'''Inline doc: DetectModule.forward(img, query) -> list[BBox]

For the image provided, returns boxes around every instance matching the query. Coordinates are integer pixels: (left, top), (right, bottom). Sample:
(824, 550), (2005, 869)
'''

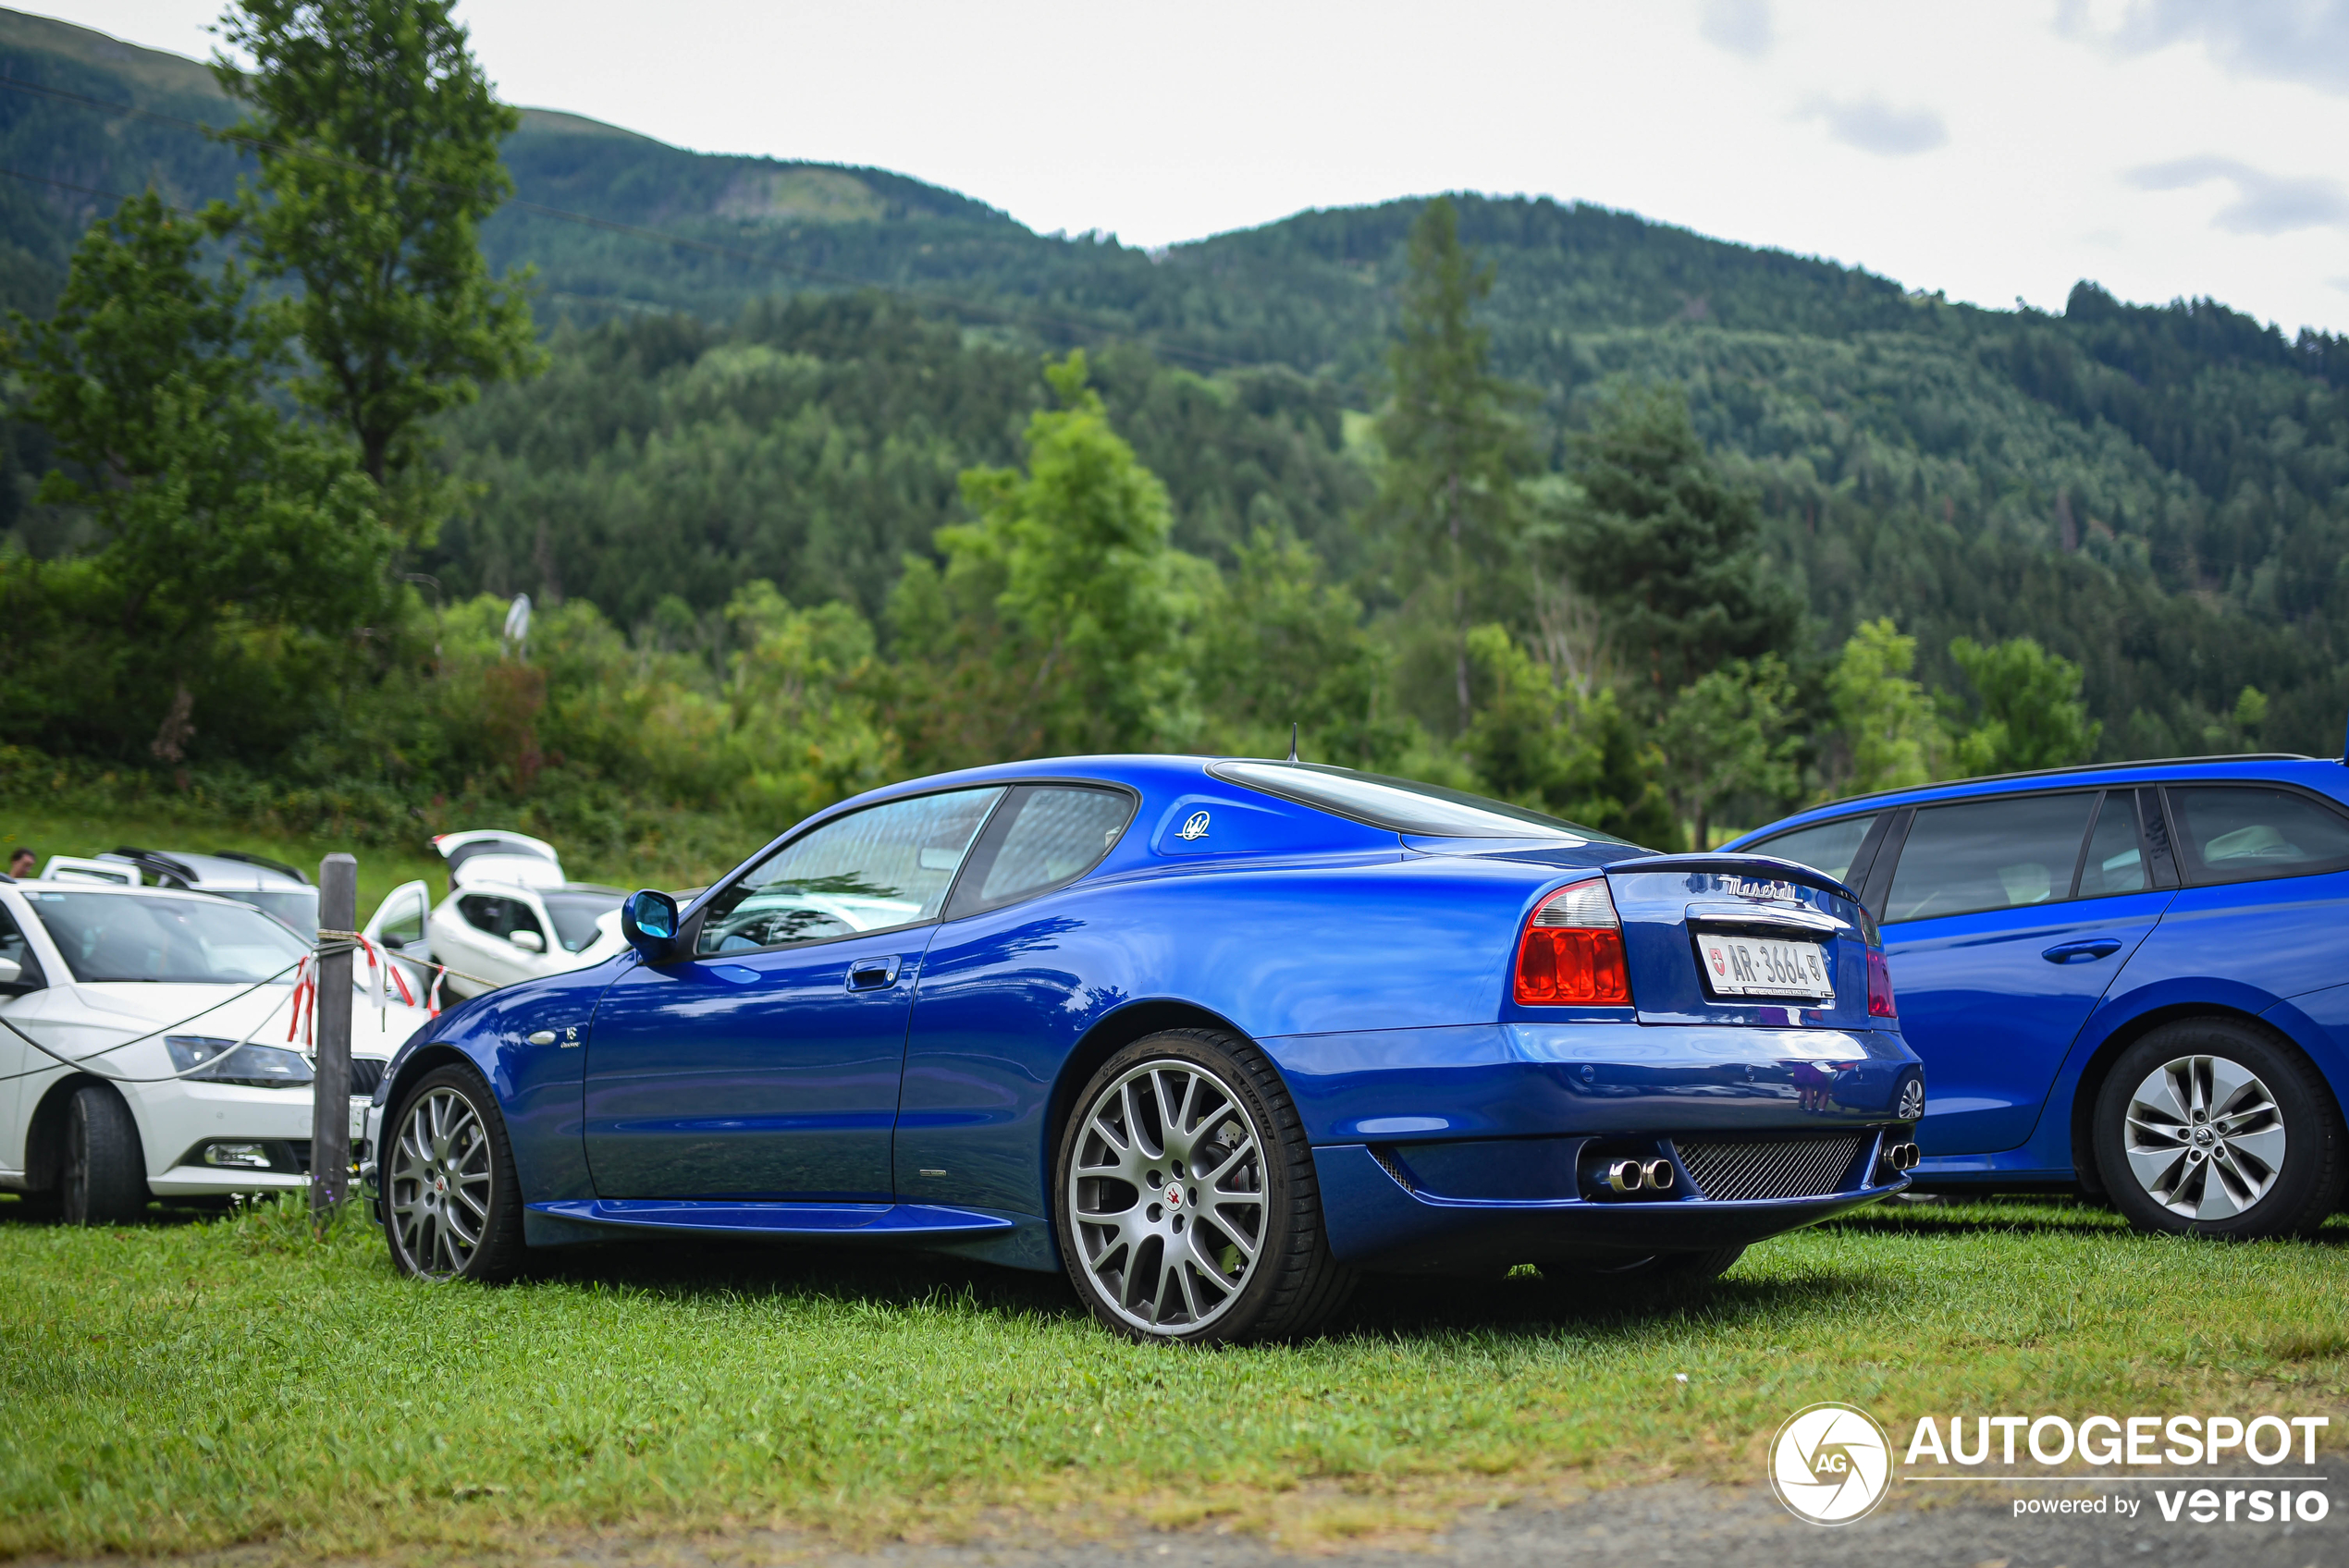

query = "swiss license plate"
(1697, 933), (1835, 1001)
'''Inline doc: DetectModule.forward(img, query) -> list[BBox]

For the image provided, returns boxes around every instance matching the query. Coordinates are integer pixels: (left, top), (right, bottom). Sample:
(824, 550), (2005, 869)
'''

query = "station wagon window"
(1883, 792), (2097, 924)
(2075, 791), (2149, 897)
(695, 787), (1004, 956)
(1746, 814), (1877, 885)
(947, 786), (1134, 918)
(2167, 787), (2349, 886)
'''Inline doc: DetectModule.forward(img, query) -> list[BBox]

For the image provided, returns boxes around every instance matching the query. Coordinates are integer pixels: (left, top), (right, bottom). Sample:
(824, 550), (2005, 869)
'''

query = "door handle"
(846, 956), (903, 991)
(2042, 937), (2123, 964)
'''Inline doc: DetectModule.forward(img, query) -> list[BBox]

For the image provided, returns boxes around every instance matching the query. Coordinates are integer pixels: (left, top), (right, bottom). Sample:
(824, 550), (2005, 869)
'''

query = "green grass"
(3, 1195), (2344, 1560)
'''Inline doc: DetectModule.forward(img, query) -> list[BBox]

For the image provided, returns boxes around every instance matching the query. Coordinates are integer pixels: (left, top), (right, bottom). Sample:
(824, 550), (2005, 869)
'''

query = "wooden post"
(311, 852), (356, 1224)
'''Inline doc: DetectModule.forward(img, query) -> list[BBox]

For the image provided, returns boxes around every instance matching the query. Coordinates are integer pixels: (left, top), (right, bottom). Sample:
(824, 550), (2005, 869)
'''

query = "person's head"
(6, 848), (33, 877)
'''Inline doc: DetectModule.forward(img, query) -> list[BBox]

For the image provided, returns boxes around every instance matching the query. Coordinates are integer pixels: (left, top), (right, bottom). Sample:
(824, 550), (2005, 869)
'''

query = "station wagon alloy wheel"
(2121, 1054), (2285, 1219)
(2093, 1018), (2343, 1240)
(1067, 1057), (1269, 1335)
(383, 1067), (524, 1282)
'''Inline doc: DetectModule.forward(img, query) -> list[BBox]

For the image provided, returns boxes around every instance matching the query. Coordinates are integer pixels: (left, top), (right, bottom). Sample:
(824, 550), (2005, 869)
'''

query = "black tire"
(381, 1064), (525, 1281)
(2092, 1018), (2344, 1241)
(1054, 1028), (1354, 1344)
(61, 1083), (150, 1226)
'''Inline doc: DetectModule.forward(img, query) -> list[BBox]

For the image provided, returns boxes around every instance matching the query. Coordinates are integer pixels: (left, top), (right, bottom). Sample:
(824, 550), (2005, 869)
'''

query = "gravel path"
(496, 1480), (2339, 1568)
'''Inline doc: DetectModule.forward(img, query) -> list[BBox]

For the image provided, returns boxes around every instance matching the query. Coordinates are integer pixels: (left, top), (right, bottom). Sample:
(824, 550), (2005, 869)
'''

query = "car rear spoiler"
(1601, 852), (1863, 908)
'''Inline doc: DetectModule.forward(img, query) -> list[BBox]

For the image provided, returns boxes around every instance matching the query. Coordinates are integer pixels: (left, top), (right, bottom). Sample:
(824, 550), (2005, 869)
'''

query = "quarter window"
(2075, 791), (2149, 898)
(949, 786), (1135, 918)
(1883, 793), (2097, 924)
(695, 787), (1004, 956)
(1747, 814), (1878, 885)
(2168, 787), (2349, 885)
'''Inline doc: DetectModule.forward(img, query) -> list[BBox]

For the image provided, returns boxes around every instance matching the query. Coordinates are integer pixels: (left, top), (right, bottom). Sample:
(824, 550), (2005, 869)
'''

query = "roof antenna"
(1287, 722), (1299, 764)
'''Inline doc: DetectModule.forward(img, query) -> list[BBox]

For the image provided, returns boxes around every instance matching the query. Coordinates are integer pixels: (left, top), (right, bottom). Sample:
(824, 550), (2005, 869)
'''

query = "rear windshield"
(1211, 761), (1625, 841)
(26, 892), (309, 984)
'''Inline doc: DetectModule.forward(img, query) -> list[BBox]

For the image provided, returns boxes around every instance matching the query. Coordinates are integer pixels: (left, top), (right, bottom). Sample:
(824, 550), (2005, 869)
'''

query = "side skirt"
(523, 1199), (1058, 1271)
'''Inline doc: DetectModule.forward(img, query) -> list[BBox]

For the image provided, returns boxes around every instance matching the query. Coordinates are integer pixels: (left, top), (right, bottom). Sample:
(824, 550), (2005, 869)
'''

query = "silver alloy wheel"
(2121, 1053), (2287, 1219)
(1066, 1057), (1268, 1335)
(387, 1084), (496, 1279)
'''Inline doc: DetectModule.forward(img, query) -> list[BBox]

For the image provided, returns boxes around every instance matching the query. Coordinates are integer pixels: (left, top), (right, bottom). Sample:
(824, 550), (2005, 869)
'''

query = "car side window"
(695, 787), (1006, 956)
(458, 894), (541, 940)
(2168, 787), (2349, 886)
(1746, 814), (1878, 885)
(0, 901), (45, 992)
(1883, 792), (2097, 924)
(2075, 791), (2149, 898)
(947, 786), (1135, 919)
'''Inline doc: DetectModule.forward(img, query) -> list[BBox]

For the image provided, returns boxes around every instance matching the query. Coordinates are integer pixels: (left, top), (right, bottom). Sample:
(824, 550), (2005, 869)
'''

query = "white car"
(0, 878), (431, 1222)
(360, 830), (626, 1001)
(45, 847), (321, 934)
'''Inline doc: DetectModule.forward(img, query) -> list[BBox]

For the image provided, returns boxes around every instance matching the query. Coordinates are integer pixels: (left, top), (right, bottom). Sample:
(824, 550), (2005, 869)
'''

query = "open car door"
(363, 880), (436, 1001)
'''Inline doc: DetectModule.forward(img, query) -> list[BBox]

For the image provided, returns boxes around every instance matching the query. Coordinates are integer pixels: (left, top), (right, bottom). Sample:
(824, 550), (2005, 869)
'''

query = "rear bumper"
(1268, 1022), (1920, 1143)
(1316, 1142), (1905, 1272)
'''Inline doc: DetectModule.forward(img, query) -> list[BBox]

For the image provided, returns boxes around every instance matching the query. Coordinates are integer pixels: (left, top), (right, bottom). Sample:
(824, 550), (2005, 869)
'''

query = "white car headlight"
(166, 1036), (315, 1088)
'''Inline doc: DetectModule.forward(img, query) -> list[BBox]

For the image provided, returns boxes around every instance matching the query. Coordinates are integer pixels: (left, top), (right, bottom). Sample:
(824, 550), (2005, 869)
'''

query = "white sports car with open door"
(362, 831), (627, 1001)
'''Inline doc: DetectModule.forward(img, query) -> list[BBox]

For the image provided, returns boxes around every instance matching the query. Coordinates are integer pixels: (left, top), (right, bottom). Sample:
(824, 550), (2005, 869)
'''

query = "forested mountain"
(4, 6), (2346, 764)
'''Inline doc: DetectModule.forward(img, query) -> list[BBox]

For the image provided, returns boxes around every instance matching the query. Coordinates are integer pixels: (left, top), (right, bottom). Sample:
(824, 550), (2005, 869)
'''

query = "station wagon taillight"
(1867, 949), (1898, 1018)
(1514, 878), (1631, 1007)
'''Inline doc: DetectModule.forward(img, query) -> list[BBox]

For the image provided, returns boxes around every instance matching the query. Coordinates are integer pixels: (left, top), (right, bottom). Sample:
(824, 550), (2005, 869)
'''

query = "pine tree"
(1372, 197), (1536, 735)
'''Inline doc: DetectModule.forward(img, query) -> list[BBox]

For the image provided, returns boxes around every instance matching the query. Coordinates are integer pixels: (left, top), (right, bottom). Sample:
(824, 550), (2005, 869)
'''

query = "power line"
(0, 73), (1260, 374)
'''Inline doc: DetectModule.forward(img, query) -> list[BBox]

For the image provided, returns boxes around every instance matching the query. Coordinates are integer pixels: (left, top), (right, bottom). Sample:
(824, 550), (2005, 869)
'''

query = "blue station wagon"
(1730, 754), (2349, 1240)
(367, 757), (1925, 1342)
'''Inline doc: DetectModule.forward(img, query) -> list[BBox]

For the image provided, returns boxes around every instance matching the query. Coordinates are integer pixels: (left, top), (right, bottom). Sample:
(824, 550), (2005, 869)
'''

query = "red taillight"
(1866, 949), (1897, 1017)
(1515, 878), (1632, 1006)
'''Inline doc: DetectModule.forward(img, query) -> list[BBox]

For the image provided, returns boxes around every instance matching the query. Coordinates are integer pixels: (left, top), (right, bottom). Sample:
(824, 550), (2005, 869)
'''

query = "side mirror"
(0, 955), (19, 986)
(621, 889), (680, 960)
(508, 929), (545, 953)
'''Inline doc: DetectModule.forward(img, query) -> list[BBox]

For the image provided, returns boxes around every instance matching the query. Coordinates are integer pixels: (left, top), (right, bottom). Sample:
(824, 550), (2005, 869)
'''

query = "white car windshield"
(26, 892), (311, 984)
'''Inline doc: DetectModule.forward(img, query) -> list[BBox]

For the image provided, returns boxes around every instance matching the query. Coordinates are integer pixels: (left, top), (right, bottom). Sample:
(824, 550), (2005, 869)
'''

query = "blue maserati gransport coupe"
(367, 756), (1924, 1342)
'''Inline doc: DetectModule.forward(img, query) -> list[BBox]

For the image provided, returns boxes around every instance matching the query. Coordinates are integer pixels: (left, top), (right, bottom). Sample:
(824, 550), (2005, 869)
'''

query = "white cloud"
(2131, 155), (2349, 235)
(1700, 0), (1775, 57)
(1802, 95), (1949, 156)
(2060, 0), (2349, 97)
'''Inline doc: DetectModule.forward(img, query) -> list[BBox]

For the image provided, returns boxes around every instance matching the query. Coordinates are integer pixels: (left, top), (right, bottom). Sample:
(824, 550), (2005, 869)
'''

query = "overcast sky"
(30, 0), (2349, 335)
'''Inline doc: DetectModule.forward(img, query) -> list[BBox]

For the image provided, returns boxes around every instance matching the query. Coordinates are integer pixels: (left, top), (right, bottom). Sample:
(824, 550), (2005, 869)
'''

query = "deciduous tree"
(215, 0), (540, 523)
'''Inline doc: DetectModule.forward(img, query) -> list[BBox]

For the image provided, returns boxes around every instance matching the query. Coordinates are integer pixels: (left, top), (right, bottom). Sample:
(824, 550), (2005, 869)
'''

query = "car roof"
(1735, 754), (2349, 839)
(100, 849), (312, 888)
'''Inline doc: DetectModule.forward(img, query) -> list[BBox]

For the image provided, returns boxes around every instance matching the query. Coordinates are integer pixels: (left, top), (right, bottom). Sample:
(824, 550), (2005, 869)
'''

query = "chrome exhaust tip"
(1879, 1140), (1919, 1174)
(1604, 1158), (1645, 1194)
(1641, 1158), (1675, 1192)
(1898, 1142), (1921, 1171)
